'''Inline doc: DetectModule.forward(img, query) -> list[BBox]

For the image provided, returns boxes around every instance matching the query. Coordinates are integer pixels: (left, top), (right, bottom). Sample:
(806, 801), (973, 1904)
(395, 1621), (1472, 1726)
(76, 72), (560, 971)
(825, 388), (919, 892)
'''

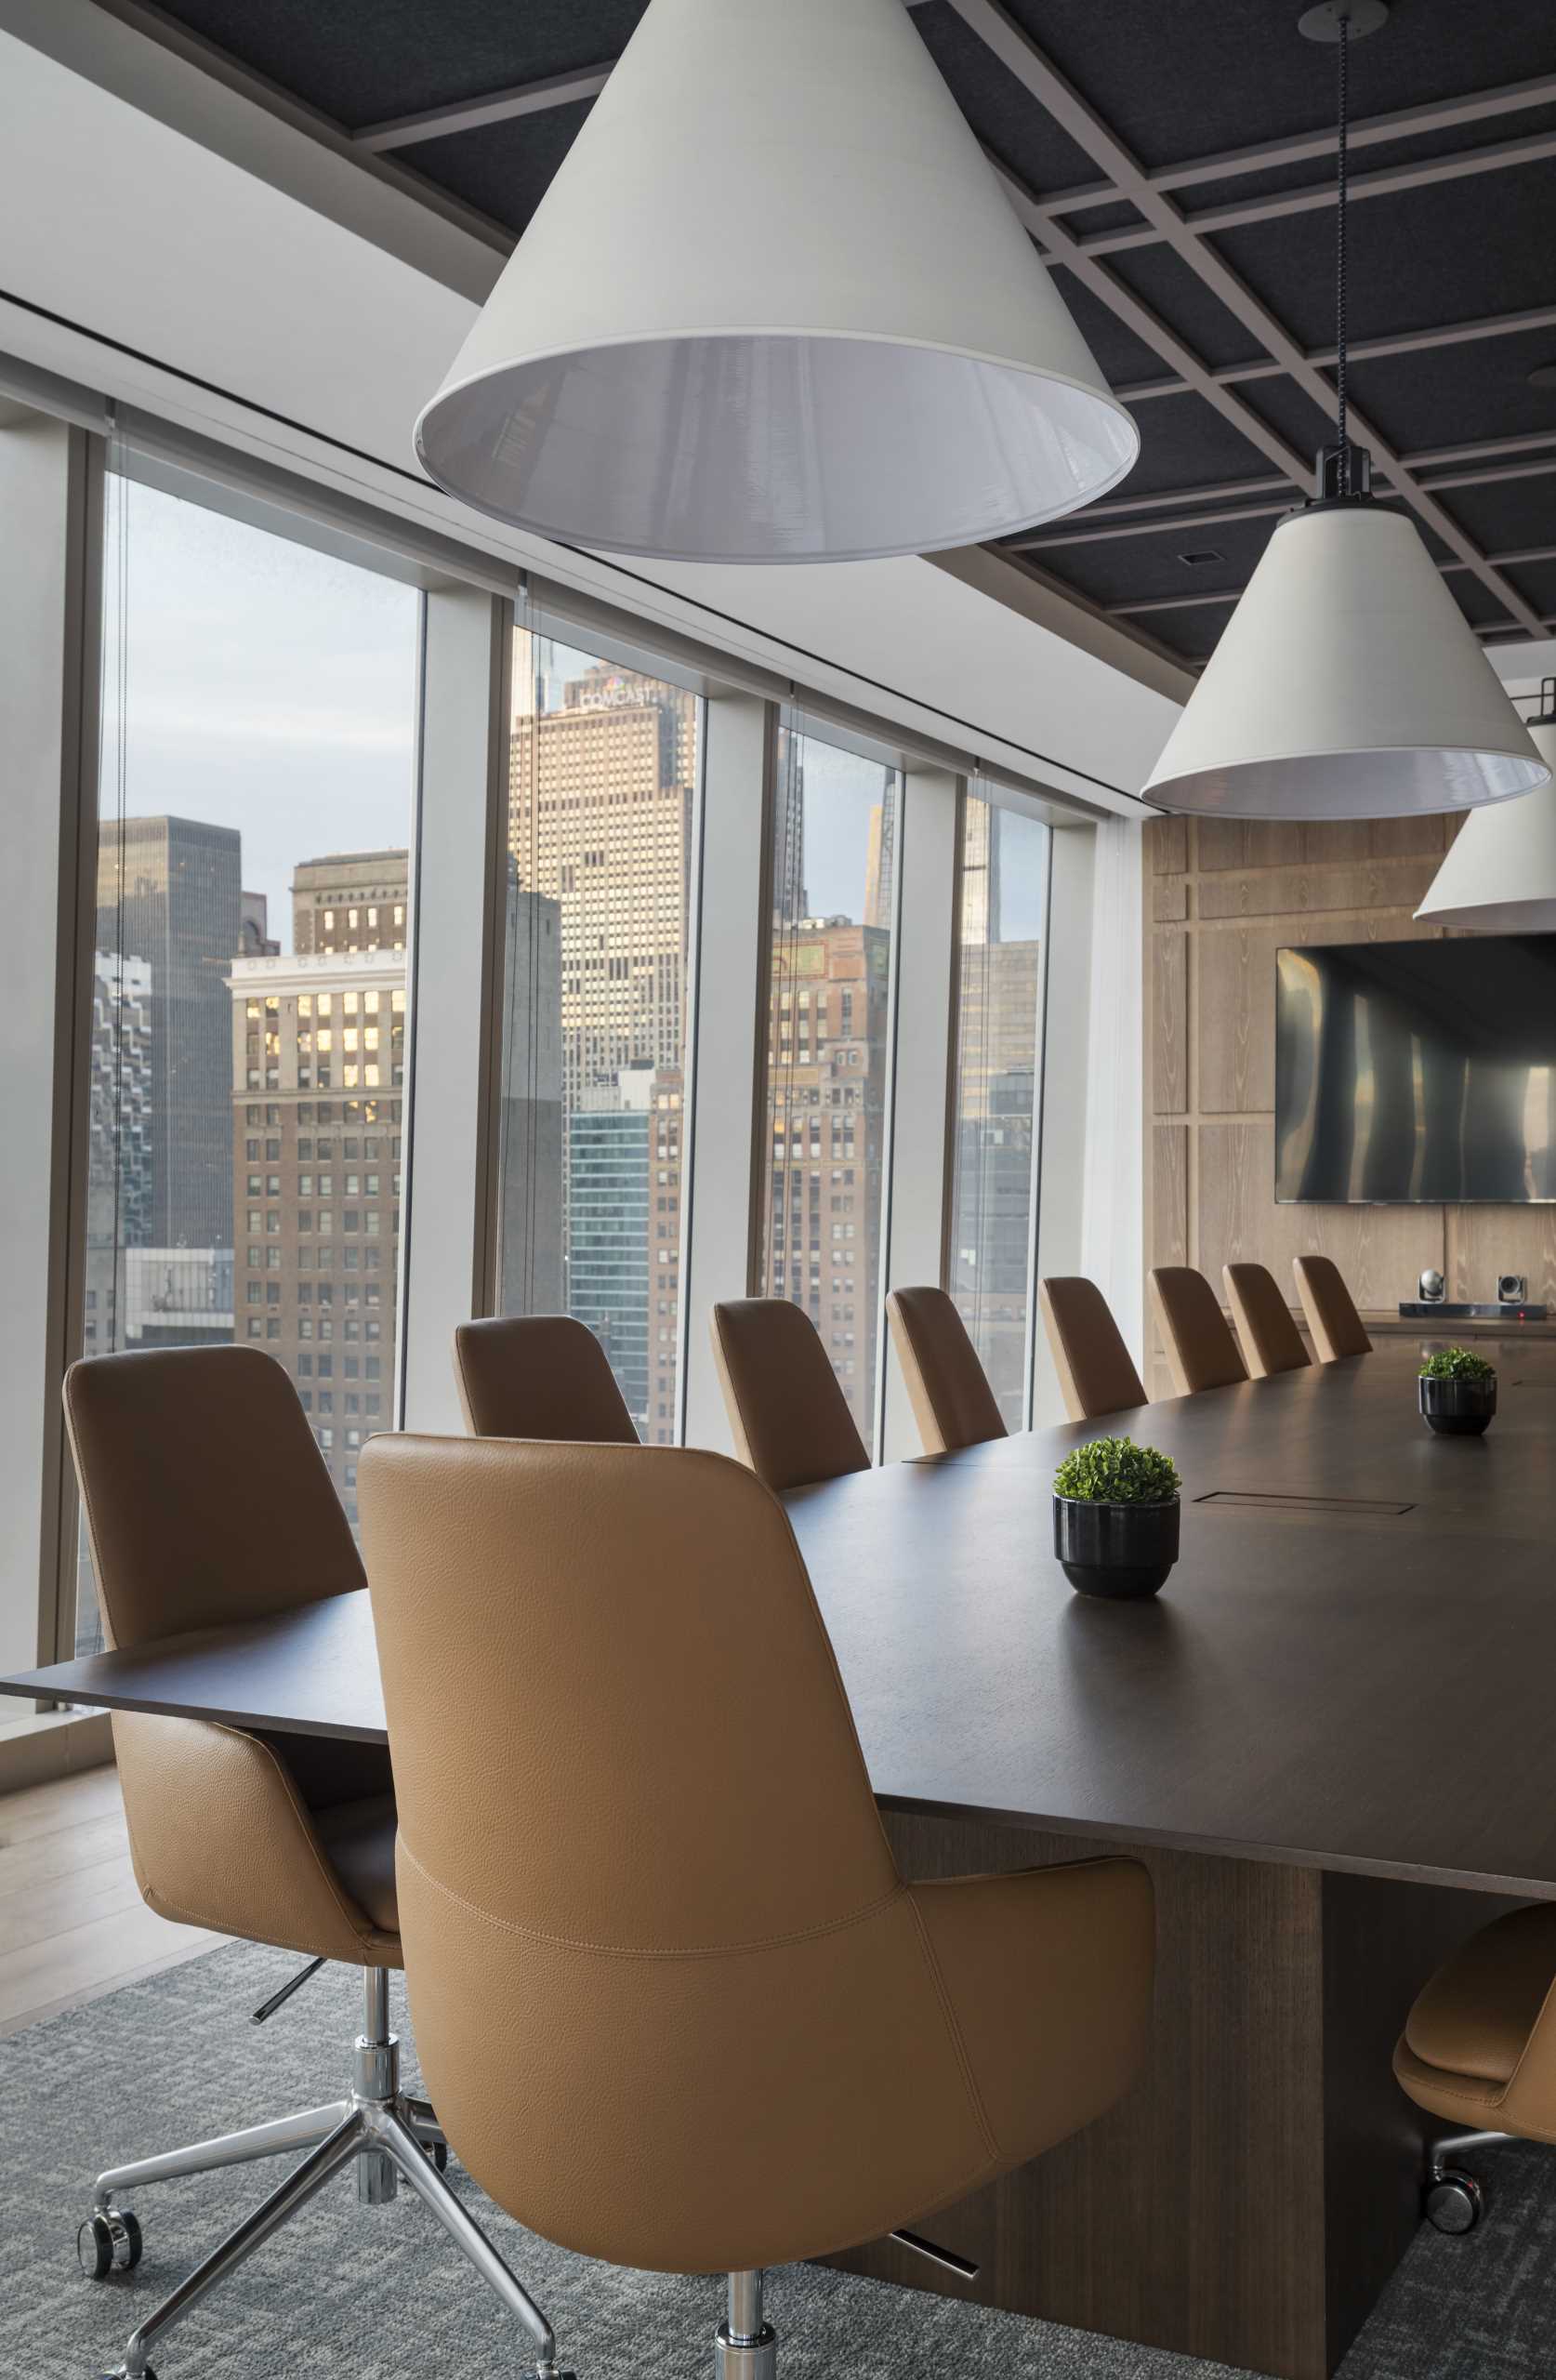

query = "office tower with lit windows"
(293, 851), (410, 955)
(764, 918), (891, 1435)
(95, 814), (243, 1250)
(228, 949), (406, 1520)
(508, 669), (694, 1106)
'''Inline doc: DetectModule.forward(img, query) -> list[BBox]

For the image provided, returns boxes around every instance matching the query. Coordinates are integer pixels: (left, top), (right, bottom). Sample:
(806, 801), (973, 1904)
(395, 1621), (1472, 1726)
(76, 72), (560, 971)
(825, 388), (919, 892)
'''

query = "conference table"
(7, 1336), (1555, 2380)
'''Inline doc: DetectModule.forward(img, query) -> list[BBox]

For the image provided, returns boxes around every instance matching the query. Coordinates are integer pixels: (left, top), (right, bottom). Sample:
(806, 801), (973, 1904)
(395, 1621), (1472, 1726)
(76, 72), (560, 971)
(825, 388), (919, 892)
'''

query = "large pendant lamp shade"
(1416, 685), (1556, 930)
(1142, 503), (1549, 818)
(414, 0), (1138, 564)
(1141, 0), (1548, 821)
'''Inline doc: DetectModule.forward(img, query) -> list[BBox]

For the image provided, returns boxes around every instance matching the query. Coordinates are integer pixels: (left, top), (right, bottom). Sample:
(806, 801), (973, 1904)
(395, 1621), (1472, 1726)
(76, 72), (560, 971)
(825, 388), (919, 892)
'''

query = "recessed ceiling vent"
(1178, 548), (1225, 568)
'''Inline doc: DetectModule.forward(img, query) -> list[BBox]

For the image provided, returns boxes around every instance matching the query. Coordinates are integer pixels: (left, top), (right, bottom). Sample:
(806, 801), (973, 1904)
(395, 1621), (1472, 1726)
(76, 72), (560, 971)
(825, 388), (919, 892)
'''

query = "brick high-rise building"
(764, 918), (891, 1438)
(293, 851), (409, 955)
(96, 814), (243, 1250)
(227, 947), (406, 1521)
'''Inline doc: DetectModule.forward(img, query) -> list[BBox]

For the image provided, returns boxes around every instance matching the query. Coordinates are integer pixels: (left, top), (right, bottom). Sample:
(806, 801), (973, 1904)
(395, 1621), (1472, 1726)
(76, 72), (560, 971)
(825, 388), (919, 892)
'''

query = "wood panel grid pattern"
(1142, 814), (1556, 1397)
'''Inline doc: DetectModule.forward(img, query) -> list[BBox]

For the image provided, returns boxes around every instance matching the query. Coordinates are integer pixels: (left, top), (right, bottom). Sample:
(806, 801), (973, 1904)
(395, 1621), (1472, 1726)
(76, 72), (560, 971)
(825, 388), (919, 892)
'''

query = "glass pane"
(758, 723), (898, 1447)
(83, 475), (419, 1649)
(948, 790), (1049, 1432)
(497, 625), (701, 1444)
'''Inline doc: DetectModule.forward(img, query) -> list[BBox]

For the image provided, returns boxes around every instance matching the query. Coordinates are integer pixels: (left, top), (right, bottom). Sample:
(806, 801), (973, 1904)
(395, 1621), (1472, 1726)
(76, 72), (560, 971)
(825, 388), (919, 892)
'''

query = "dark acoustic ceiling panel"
(141, 0), (1556, 670)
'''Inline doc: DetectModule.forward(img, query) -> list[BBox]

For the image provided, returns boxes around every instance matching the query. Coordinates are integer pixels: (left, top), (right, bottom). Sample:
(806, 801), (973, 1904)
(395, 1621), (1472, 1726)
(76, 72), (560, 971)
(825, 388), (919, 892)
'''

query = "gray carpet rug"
(3, 1941), (1549, 2379)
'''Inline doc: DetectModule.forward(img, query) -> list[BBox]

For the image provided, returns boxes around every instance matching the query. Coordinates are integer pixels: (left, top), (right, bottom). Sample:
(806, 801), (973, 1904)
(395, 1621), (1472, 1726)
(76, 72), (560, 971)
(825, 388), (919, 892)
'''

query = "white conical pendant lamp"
(1143, 3), (1546, 820)
(1416, 681), (1556, 930)
(415, 0), (1138, 563)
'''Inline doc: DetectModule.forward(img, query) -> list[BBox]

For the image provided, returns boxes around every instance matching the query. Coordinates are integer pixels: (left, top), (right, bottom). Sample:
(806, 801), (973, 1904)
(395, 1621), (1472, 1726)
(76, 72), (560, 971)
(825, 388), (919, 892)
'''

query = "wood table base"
(828, 1811), (1515, 2380)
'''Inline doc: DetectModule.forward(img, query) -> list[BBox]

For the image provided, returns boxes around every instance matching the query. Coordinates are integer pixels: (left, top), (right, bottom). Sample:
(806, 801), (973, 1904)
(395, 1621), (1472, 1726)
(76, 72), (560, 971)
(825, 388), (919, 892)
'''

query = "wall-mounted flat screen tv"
(1274, 934), (1556, 1204)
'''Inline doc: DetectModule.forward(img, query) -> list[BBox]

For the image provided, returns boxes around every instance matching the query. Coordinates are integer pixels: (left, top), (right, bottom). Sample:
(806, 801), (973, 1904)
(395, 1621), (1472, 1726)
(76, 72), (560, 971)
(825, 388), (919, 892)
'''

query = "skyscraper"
(508, 668), (693, 1105)
(494, 863), (566, 1317)
(864, 800), (895, 932)
(95, 815), (243, 1249)
(764, 918), (891, 1436)
(227, 946), (406, 1522)
(568, 1065), (654, 1428)
(293, 852), (410, 955)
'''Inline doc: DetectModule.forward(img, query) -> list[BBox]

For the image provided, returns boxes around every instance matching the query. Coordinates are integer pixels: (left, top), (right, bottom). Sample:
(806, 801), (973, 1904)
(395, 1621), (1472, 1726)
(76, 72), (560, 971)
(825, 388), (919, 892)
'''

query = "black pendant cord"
(1335, 12), (1350, 489)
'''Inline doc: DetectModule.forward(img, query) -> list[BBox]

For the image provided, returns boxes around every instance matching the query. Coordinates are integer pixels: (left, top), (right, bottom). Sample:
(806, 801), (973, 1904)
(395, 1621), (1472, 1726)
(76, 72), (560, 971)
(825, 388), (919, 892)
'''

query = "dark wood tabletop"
(7, 1338), (1553, 1895)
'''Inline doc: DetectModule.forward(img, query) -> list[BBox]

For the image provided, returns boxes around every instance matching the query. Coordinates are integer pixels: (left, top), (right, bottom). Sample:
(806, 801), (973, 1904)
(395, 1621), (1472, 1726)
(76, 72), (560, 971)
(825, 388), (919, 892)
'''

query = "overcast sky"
(101, 481), (419, 953)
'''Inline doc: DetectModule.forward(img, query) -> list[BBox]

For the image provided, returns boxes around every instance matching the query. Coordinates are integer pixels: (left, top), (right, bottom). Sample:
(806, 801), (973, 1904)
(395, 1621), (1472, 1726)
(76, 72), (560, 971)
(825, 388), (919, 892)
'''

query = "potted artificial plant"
(1418, 1346), (1497, 1435)
(1052, 1435), (1182, 1600)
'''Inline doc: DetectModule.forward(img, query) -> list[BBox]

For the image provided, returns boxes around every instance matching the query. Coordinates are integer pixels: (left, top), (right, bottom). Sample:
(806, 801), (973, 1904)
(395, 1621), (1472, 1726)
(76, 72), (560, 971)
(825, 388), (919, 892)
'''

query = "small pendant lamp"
(1143, 1), (1547, 819)
(414, 0), (1139, 564)
(1416, 681), (1556, 931)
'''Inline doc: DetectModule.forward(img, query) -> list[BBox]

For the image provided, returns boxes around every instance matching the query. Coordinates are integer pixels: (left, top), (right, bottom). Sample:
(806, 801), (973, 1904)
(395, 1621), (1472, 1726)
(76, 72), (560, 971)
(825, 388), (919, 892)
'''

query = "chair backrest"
(1223, 1263), (1312, 1379)
(454, 1315), (638, 1442)
(1148, 1266), (1249, 1395)
(1294, 1254), (1373, 1362)
(1038, 1276), (1147, 1421)
(709, 1297), (870, 1490)
(360, 1434), (935, 2268)
(886, 1287), (1006, 1455)
(64, 1345), (363, 1650)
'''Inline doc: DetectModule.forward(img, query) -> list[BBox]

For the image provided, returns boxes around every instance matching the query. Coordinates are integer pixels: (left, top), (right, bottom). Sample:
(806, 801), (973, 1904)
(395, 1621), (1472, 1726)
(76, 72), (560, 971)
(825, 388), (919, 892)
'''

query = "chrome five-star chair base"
(85, 1969), (567, 2380)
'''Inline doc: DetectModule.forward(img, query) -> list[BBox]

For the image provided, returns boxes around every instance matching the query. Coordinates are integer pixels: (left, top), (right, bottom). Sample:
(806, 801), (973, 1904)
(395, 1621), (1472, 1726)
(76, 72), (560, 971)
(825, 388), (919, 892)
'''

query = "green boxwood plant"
(1053, 1435), (1181, 1506)
(1418, 1347), (1496, 1383)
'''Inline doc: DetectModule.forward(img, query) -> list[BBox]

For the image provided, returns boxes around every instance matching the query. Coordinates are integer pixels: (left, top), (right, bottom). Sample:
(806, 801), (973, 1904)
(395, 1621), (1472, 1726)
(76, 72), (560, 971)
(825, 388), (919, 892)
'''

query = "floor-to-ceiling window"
(758, 722), (899, 1445)
(82, 470), (419, 1648)
(495, 619), (702, 1442)
(948, 787), (1050, 1430)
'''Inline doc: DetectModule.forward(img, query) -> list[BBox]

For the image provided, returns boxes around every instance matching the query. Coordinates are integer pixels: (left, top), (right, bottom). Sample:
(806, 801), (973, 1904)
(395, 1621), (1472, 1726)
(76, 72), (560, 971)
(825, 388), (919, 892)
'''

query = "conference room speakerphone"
(1397, 1300), (1549, 1320)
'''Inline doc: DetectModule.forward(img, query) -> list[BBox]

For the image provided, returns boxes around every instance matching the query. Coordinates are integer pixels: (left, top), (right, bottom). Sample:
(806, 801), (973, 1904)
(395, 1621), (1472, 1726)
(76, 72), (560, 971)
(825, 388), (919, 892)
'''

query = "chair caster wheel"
(79, 2209), (142, 2278)
(1427, 2171), (1483, 2234)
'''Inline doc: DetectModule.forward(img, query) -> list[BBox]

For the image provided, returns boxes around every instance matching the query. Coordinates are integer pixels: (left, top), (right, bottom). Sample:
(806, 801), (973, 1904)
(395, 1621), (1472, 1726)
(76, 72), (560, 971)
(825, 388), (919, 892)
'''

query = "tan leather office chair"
(1223, 1263), (1312, 1380)
(886, 1286), (1006, 1455)
(455, 1313), (638, 1441)
(360, 1434), (1154, 2379)
(1148, 1266), (1249, 1395)
(1394, 1905), (1556, 2237)
(710, 1297), (870, 1490)
(64, 1347), (562, 2380)
(1038, 1276), (1147, 1421)
(1294, 1254), (1373, 1362)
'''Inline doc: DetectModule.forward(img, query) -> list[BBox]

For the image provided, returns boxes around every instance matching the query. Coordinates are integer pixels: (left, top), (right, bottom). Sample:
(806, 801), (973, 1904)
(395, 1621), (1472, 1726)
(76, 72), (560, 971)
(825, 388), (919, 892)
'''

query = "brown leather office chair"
(455, 1313), (638, 1441)
(1294, 1254), (1373, 1362)
(1223, 1263), (1312, 1380)
(360, 1433), (1154, 2379)
(1394, 1905), (1556, 2237)
(710, 1297), (870, 1490)
(1038, 1276), (1148, 1421)
(64, 1347), (562, 2380)
(1148, 1266), (1249, 1395)
(886, 1286), (1007, 1455)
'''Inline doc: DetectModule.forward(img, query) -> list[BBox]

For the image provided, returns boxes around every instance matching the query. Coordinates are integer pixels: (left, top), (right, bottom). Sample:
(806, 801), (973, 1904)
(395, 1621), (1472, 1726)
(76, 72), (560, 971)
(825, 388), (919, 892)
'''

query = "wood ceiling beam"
(950, 0), (1545, 638)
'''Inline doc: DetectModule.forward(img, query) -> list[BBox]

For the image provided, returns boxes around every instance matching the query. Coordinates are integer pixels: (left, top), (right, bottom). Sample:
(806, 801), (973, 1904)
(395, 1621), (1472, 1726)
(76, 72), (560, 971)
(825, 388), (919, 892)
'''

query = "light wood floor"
(0, 1765), (225, 2038)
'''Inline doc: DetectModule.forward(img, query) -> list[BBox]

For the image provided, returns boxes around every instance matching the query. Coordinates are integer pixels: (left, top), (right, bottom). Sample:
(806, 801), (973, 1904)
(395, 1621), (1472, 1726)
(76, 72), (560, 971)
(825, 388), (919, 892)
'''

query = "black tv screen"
(1274, 934), (1556, 1204)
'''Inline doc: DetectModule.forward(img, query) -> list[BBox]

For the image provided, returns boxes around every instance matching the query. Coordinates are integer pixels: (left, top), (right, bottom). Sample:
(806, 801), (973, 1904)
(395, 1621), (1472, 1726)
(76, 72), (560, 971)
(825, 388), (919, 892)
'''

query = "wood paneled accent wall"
(1143, 813), (1556, 1395)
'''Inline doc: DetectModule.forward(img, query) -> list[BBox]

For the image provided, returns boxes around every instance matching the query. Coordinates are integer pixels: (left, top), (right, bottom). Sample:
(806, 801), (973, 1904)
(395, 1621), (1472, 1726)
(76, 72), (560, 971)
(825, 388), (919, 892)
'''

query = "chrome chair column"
(91, 1964), (565, 2380)
(716, 2268), (777, 2380)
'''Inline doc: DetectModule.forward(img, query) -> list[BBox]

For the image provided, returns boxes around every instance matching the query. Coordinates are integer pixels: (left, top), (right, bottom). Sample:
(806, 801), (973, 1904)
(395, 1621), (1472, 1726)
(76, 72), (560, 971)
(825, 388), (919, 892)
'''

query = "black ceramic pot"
(1418, 1374), (1496, 1436)
(1052, 1494), (1180, 1599)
